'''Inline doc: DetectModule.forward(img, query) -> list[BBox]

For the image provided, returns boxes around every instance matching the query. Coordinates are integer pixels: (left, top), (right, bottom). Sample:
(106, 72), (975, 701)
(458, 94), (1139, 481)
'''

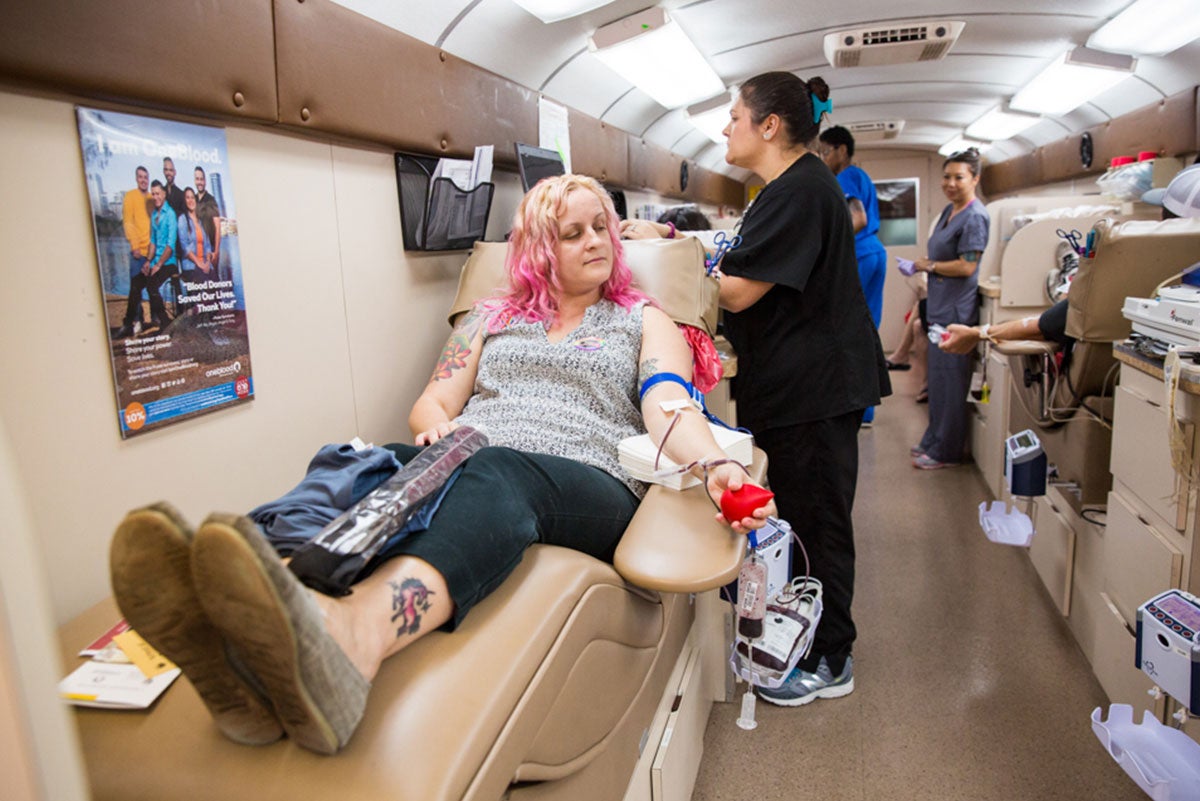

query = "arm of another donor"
(939, 307), (1056, 355)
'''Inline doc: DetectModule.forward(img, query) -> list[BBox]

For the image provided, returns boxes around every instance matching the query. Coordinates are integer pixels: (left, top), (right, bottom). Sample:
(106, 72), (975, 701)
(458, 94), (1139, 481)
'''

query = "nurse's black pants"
(755, 410), (861, 676)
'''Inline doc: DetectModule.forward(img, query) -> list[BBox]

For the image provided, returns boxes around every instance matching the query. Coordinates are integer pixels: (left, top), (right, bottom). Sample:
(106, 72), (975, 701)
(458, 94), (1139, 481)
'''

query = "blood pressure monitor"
(1137, 589), (1200, 714)
(1004, 429), (1046, 497)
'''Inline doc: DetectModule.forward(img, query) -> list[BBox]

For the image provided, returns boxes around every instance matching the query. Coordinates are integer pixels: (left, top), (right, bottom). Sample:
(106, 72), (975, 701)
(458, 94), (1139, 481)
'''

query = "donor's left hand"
(706, 463), (775, 534)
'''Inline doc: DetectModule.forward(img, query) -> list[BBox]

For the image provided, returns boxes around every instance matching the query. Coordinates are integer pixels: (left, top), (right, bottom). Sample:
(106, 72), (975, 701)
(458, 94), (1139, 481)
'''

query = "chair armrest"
(993, 339), (1060, 357)
(613, 447), (766, 593)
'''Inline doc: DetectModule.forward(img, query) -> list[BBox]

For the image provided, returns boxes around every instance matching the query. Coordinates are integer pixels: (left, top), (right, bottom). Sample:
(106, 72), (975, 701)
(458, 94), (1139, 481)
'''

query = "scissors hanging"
(1056, 228), (1086, 256)
(706, 231), (742, 275)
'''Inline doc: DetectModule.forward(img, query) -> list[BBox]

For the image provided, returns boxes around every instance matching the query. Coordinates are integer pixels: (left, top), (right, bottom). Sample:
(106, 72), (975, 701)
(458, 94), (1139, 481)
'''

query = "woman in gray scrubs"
(912, 148), (989, 469)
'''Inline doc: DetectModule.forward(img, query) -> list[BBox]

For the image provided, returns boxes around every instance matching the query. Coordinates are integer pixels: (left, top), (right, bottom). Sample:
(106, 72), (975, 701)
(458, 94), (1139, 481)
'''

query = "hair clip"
(811, 94), (833, 124)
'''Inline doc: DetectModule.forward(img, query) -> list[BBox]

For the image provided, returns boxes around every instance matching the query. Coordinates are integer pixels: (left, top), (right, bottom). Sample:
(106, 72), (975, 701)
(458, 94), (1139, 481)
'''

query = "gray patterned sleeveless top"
(455, 299), (648, 497)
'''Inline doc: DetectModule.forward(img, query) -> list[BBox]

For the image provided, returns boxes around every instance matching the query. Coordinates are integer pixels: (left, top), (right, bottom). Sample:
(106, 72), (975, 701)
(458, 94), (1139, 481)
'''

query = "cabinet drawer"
(651, 646), (710, 801)
(1104, 491), (1183, 628)
(1031, 492), (1075, 615)
(623, 630), (697, 801)
(1093, 591), (1164, 720)
(1112, 384), (1191, 532)
(971, 352), (1011, 502)
(1068, 516), (1107, 661)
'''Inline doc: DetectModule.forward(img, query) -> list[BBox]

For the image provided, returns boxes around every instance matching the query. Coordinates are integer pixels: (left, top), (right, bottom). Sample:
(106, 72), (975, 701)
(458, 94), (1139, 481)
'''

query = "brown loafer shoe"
(191, 513), (370, 755)
(109, 503), (284, 745)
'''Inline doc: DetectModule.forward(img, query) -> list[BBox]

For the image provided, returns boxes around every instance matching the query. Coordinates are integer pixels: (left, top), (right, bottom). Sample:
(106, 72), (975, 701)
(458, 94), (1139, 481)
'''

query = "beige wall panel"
(274, 0), (538, 161)
(568, 111), (631, 187)
(683, 166), (744, 209)
(0, 0), (277, 122)
(1087, 91), (1196, 170)
(629, 140), (684, 197)
(330, 144), (481, 443)
(0, 91), (363, 621)
(985, 151), (1046, 197)
(985, 90), (1197, 195)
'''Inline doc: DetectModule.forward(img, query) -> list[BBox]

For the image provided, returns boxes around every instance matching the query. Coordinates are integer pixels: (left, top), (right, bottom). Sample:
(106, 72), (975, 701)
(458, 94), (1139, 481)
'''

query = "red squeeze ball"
(720, 484), (774, 521)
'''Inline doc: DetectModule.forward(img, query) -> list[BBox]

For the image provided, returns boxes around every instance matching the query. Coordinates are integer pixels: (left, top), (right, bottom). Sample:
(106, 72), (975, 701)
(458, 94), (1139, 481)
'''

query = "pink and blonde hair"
(488, 174), (648, 328)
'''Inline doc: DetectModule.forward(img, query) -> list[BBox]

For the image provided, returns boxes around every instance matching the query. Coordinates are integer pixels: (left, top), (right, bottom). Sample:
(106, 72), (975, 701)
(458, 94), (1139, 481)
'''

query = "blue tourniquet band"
(638, 372), (746, 433)
(638, 372), (703, 406)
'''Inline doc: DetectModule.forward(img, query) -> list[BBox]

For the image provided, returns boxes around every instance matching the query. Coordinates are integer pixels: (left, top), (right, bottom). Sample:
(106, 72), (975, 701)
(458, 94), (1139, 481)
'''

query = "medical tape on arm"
(639, 371), (742, 431)
(639, 372), (747, 486)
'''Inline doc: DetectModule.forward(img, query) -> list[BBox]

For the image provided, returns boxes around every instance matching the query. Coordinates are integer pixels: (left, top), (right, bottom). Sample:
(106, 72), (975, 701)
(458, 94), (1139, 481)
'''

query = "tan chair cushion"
(60, 545), (691, 801)
(616, 448), (765, 592)
(993, 340), (1059, 357)
(449, 239), (719, 336)
(1067, 217), (1200, 342)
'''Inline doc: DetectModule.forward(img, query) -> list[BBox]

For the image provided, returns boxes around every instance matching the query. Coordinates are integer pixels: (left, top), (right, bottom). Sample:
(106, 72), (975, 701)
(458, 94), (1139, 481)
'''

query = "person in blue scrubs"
(819, 126), (887, 426)
(911, 148), (989, 469)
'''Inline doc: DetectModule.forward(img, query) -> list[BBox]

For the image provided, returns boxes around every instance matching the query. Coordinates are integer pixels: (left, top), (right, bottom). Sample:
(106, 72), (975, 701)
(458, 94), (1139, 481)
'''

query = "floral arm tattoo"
(638, 357), (661, 392)
(390, 577), (434, 638)
(432, 307), (484, 381)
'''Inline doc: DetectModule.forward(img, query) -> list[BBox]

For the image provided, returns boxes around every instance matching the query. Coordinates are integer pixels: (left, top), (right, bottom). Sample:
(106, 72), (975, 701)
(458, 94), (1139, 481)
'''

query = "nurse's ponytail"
(739, 72), (832, 148)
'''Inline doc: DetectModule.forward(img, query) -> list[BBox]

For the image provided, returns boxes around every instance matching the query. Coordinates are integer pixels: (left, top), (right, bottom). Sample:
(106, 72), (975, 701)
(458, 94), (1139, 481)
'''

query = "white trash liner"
(1091, 704), (1200, 801)
(978, 500), (1034, 547)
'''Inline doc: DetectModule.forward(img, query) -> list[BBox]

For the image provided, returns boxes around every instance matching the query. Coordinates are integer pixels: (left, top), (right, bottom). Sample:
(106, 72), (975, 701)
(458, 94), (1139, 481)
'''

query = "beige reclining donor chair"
(60, 237), (763, 801)
(999, 217), (1200, 506)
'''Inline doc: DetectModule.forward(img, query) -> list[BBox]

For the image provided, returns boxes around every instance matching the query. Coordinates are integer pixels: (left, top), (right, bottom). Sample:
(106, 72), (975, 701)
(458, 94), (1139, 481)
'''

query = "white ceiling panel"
(601, 92), (673, 138)
(330, 0), (470, 45)
(539, 52), (637, 119)
(1018, 117), (1076, 148)
(333, 0), (1198, 169)
(1091, 77), (1178, 119)
(642, 109), (702, 152)
(1132, 42), (1200, 98)
(672, 128), (720, 159)
(438, 1), (590, 90)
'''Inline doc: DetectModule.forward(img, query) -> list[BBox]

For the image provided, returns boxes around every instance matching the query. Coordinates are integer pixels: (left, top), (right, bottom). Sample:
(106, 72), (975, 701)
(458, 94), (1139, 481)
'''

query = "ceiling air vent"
(824, 20), (965, 68)
(845, 120), (905, 141)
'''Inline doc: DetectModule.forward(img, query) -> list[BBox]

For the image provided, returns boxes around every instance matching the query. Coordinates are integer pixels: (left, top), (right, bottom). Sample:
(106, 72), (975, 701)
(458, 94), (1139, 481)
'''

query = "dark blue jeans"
(368, 445), (640, 628)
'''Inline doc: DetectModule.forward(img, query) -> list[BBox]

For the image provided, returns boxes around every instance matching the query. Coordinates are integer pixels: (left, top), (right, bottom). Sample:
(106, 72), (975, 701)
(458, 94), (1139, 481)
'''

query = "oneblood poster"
(77, 107), (254, 437)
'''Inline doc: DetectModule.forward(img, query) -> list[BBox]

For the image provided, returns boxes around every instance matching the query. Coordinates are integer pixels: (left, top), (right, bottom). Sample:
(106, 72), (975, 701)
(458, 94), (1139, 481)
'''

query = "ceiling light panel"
(686, 91), (733, 143)
(938, 136), (992, 157)
(511, 0), (613, 24)
(588, 7), (725, 109)
(1088, 0), (1200, 56)
(1011, 47), (1136, 115)
(965, 106), (1041, 141)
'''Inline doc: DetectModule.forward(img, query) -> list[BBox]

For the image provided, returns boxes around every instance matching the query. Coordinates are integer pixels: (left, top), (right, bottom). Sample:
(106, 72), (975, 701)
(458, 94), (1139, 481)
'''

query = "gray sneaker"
(757, 656), (854, 707)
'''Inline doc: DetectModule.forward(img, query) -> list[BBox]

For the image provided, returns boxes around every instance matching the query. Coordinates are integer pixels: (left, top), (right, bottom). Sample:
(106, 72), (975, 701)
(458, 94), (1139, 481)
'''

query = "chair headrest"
(448, 238), (720, 336)
(1066, 217), (1200, 341)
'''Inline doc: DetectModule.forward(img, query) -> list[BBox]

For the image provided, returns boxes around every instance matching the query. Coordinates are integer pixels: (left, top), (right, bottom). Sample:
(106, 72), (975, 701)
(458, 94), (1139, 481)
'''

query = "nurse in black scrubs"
(628, 72), (890, 705)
